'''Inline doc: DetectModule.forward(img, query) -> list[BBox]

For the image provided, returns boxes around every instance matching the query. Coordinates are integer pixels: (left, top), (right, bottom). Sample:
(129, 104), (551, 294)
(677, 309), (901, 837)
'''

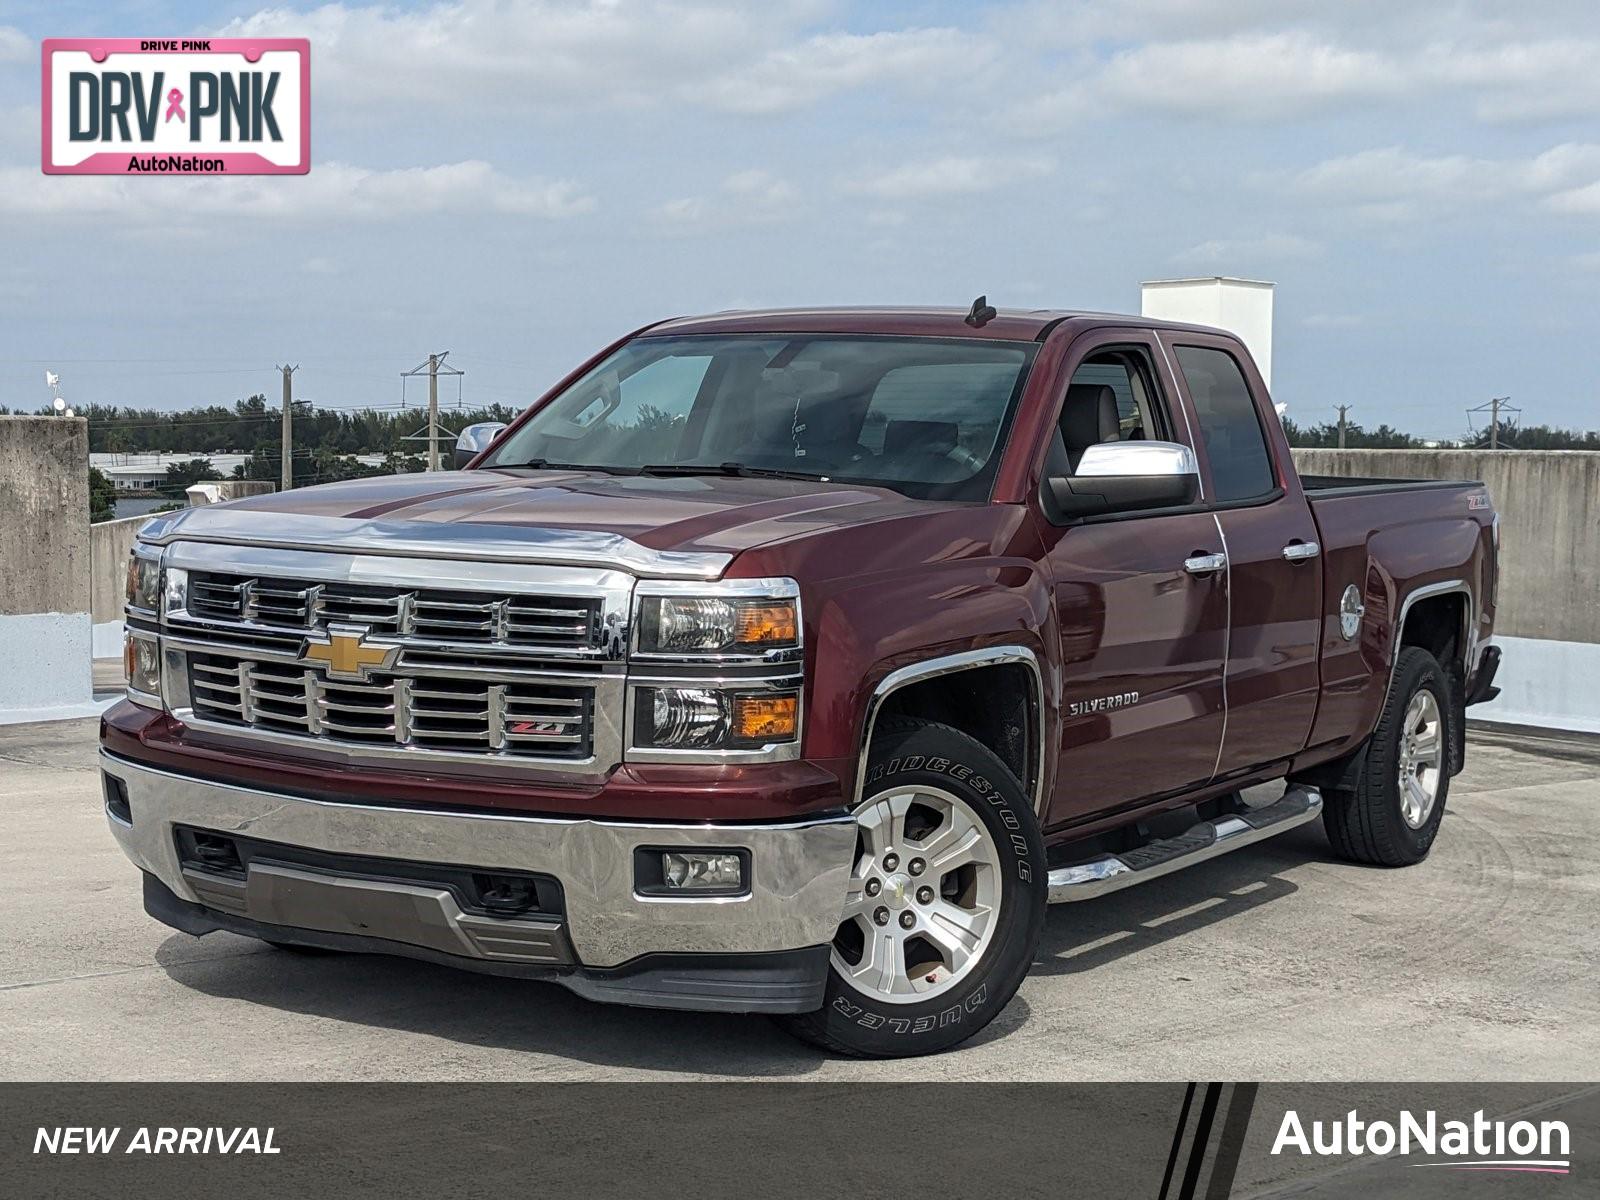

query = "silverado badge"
(301, 626), (399, 680)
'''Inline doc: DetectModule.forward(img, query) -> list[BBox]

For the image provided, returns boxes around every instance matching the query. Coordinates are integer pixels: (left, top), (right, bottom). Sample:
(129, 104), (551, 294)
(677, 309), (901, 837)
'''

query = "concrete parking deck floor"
(2, 717), (1596, 1081)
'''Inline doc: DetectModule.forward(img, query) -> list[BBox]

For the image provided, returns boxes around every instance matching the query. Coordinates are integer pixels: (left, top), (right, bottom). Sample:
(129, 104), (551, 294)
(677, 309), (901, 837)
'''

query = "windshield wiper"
(639, 462), (829, 482)
(504, 458), (642, 475)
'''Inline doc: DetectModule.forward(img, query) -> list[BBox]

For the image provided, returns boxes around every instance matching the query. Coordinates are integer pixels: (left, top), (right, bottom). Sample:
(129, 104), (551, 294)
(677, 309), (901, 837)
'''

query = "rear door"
(1161, 333), (1323, 778)
(1035, 330), (1228, 827)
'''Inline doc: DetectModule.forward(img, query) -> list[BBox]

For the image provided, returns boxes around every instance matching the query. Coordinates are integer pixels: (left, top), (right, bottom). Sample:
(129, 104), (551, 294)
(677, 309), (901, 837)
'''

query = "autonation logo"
(42, 38), (309, 175)
(1272, 1108), (1572, 1176)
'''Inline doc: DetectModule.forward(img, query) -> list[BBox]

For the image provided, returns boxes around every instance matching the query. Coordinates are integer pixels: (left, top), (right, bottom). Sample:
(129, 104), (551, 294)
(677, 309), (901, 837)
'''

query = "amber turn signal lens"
(732, 695), (798, 741)
(735, 602), (798, 648)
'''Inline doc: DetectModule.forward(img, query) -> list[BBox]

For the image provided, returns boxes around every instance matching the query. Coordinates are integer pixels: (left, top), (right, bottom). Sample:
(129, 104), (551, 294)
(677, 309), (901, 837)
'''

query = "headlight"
(125, 549), (161, 613)
(633, 687), (800, 751)
(635, 592), (798, 655)
(124, 633), (161, 701)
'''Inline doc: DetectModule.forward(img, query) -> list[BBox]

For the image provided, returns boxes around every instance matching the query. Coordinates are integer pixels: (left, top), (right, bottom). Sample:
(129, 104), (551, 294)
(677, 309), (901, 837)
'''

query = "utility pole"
(277, 364), (298, 491)
(428, 353), (440, 471)
(1336, 404), (1350, 449)
(1467, 396), (1518, 450)
(400, 352), (463, 470)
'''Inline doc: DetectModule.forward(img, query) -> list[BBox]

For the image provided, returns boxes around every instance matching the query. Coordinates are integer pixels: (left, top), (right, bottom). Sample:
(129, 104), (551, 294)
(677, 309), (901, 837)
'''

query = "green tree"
(1462, 420), (1600, 450)
(164, 457), (224, 491)
(88, 467), (117, 523)
(1281, 418), (1442, 449)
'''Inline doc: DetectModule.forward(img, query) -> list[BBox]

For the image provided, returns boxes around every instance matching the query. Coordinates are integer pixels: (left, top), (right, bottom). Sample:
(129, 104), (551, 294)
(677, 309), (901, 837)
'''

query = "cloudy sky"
(2, 0), (1599, 439)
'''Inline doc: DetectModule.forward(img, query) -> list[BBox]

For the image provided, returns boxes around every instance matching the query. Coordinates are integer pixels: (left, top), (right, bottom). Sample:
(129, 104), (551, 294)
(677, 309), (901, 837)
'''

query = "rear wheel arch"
(1397, 588), (1470, 670)
(859, 646), (1049, 818)
(1392, 581), (1474, 775)
(1292, 579), (1473, 794)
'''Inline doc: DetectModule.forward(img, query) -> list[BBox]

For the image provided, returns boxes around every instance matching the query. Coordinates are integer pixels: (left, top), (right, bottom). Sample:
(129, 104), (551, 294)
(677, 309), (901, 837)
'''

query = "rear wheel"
(775, 718), (1046, 1057)
(1324, 646), (1453, 866)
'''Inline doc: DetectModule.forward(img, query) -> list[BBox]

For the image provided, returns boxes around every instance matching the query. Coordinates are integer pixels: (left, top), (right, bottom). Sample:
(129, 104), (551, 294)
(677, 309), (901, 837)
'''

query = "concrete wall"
(89, 513), (154, 658)
(90, 514), (153, 623)
(0, 417), (99, 722)
(1291, 448), (1600, 732)
(1, 417), (90, 617)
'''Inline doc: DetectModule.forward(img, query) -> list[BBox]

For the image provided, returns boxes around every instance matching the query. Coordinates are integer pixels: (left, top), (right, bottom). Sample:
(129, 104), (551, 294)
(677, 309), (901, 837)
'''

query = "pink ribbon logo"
(164, 88), (185, 123)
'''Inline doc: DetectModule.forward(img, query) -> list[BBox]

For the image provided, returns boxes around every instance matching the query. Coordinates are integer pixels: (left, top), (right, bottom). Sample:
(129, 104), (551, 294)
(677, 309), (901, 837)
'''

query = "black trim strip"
(1178, 1083), (1224, 1199)
(1204, 1084), (1259, 1200)
(1159, 1083), (1198, 1200)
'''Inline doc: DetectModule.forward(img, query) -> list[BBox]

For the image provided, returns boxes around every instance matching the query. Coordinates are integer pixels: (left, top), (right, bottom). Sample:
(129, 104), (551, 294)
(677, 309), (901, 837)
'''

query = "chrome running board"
(1046, 786), (1323, 904)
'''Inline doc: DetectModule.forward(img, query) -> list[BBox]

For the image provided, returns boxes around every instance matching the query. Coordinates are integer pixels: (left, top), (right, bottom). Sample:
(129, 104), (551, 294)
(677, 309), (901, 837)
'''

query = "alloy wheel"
(830, 786), (1002, 1004)
(1397, 689), (1444, 828)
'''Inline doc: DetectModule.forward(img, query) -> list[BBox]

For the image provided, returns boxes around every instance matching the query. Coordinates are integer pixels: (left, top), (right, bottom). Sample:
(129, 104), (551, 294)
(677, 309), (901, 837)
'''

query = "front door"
(1041, 512), (1230, 826)
(1035, 333), (1228, 828)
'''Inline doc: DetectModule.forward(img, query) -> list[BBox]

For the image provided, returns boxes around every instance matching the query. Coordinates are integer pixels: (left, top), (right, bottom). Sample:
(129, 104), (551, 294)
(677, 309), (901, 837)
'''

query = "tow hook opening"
(179, 828), (245, 877)
(102, 774), (132, 825)
(472, 874), (543, 916)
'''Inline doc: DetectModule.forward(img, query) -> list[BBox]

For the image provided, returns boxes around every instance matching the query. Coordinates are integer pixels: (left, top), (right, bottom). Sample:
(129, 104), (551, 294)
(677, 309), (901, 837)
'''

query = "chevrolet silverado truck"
(103, 305), (1501, 1056)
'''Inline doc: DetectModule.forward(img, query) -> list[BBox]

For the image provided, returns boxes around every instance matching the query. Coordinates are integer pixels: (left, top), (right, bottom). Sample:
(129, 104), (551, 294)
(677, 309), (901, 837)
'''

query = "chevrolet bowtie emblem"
(301, 627), (398, 680)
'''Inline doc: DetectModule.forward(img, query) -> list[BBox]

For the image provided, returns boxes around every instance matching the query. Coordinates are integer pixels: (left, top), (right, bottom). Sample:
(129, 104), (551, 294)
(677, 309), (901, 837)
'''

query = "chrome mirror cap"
(454, 421), (509, 469)
(1074, 440), (1198, 479)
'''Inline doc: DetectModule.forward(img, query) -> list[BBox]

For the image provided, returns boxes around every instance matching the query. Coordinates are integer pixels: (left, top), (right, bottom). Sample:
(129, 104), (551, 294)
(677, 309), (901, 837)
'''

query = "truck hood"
(182, 468), (947, 564)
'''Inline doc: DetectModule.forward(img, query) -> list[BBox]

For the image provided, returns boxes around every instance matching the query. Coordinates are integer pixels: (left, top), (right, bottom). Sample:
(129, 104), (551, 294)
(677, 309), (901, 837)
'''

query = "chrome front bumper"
(100, 752), (855, 972)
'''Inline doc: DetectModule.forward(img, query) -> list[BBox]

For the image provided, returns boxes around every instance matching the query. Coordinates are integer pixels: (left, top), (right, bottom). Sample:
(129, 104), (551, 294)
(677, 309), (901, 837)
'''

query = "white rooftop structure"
(1140, 277), (1275, 391)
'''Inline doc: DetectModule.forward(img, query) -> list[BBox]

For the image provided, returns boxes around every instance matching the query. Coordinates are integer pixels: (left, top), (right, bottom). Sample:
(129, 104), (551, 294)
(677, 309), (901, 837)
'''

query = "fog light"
(662, 851), (744, 891)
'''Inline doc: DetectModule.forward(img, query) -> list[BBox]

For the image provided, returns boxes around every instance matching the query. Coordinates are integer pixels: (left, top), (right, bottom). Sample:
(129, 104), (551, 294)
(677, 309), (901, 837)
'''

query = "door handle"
(1184, 552), (1227, 575)
(1282, 540), (1321, 562)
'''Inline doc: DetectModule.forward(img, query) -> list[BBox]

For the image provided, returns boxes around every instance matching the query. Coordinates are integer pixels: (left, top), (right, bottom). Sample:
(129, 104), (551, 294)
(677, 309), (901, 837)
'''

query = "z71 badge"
(42, 38), (309, 175)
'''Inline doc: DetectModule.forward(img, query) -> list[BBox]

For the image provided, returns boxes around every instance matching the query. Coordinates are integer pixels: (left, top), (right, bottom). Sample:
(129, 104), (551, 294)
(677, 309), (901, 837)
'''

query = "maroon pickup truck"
(104, 305), (1501, 1056)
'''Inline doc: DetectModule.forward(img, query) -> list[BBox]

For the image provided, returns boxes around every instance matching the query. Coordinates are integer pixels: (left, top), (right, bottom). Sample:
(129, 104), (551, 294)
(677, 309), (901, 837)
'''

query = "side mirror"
(1045, 441), (1199, 520)
(454, 421), (508, 469)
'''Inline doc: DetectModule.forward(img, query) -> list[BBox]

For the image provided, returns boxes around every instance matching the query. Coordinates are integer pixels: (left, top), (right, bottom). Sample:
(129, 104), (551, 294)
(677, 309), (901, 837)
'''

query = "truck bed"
(1300, 474), (1480, 497)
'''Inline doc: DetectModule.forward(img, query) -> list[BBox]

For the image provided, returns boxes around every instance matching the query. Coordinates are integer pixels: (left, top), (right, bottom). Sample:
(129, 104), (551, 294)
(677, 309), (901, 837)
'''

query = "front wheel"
(775, 718), (1046, 1057)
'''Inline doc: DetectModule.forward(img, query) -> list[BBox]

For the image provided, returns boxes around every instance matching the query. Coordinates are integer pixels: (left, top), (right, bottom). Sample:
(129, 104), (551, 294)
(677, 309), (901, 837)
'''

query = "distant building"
(90, 452), (386, 491)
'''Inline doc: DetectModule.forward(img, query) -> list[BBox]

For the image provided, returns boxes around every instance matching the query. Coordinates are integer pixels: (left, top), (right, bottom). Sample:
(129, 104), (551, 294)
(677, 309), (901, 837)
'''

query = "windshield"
(480, 335), (1039, 501)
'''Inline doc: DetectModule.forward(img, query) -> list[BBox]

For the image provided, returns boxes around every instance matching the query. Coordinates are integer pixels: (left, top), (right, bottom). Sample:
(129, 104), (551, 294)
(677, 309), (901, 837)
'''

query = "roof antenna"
(964, 295), (997, 327)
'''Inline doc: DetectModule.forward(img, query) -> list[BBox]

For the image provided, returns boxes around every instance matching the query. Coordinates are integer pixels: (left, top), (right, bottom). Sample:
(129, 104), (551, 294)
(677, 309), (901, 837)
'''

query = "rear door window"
(1173, 346), (1275, 502)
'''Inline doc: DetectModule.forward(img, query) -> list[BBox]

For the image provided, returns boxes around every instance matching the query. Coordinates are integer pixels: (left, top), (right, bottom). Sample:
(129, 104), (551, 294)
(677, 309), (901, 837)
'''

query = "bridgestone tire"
(775, 718), (1047, 1057)
(1323, 646), (1453, 867)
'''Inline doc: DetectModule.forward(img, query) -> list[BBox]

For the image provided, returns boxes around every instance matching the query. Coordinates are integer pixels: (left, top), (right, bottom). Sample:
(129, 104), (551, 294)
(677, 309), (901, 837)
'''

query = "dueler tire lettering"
(774, 718), (1047, 1058)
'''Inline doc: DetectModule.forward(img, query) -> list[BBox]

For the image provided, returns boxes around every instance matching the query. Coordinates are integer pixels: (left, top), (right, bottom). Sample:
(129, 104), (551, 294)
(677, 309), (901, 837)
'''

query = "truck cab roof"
(645, 306), (1234, 343)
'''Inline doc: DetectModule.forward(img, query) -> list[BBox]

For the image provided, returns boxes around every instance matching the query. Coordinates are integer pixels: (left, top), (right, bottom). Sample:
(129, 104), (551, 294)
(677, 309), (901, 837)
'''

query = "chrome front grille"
(157, 544), (633, 775)
(187, 571), (600, 651)
(188, 653), (594, 758)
